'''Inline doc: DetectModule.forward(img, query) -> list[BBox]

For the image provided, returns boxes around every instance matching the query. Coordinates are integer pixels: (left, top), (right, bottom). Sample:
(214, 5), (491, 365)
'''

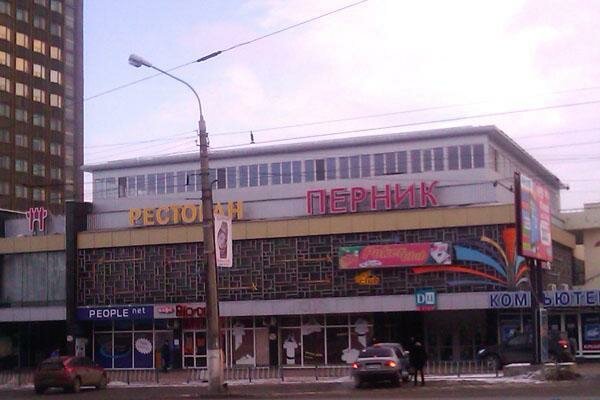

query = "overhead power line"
(210, 98), (600, 150)
(84, 0), (369, 103)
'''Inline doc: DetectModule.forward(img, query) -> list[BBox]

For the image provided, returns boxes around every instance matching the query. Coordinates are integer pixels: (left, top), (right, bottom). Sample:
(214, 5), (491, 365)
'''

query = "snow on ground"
(1, 372), (545, 391)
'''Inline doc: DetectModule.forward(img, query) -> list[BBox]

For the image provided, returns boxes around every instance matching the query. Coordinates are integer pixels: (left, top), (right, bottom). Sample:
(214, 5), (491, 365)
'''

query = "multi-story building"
(0, 0), (83, 214)
(74, 125), (583, 369)
(2, 125), (593, 370)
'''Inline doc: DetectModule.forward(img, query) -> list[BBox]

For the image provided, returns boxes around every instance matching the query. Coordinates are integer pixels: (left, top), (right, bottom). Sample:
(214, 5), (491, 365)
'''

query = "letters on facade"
(128, 201), (243, 227)
(306, 182), (438, 215)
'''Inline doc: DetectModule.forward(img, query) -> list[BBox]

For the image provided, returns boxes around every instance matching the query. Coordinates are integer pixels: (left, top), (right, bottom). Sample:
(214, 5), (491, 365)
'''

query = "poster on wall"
(582, 314), (600, 351)
(133, 332), (154, 368)
(338, 242), (452, 270)
(214, 214), (232, 268)
(515, 173), (553, 262)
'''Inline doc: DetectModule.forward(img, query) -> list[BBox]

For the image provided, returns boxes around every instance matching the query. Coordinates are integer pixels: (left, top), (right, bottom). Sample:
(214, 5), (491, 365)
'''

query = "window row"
(0, 104), (64, 129)
(0, 52), (63, 83)
(0, 155), (61, 176)
(0, 0), (63, 15)
(93, 144), (486, 199)
(0, 79), (63, 106)
(4, 184), (62, 203)
(0, 26), (62, 60)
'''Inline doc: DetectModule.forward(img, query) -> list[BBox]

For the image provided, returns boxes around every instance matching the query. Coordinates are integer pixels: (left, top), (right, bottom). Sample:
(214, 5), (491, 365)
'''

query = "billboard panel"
(339, 242), (452, 270)
(516, 173), (553, 261)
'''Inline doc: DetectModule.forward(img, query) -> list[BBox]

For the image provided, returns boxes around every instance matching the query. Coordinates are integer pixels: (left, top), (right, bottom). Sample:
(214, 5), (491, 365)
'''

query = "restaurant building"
(74, 125), (585, 369)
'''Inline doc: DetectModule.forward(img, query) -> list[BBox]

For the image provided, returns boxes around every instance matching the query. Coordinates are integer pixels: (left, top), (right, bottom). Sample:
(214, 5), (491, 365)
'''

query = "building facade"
(76, 126), (583, 369)
(0, 0), (83, 214)
(3, 125), (596, 370)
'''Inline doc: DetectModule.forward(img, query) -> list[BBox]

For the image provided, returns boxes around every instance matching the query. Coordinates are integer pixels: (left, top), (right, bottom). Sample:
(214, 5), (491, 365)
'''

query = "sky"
(83, 0), (600, 211)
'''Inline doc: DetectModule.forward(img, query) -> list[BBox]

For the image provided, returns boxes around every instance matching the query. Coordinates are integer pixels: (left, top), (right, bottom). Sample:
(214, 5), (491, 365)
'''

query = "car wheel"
(392, 372), (401, 387)
(353, 376), (363, 389)
(70, 377), (81, 393)
(484, 354), (501, 370)
(34, 385), (46, 395)
(96, 374), (107, 390)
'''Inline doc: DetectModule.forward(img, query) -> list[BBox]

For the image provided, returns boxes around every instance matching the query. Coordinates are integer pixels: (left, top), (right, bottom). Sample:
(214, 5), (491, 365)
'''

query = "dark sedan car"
(34, 356), (108, 394)
(477, 332), (574, 369)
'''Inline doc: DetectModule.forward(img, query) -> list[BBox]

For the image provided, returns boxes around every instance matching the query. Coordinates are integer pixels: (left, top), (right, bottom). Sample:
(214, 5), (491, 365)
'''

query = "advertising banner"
(516, 173), (553, 261)
(214, 214), (233, 267)
(338, 242), (452, 270)
(582, 314), (600, 351)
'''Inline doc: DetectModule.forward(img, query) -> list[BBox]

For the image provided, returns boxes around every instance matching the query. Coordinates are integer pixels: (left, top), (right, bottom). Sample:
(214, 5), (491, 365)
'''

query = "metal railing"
(0, 362), (498, 388)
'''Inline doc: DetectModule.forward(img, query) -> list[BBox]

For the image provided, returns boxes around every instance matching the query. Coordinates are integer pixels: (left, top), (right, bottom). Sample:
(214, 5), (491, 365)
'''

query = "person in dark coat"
(409, 341), (427, 386)
(160, 340), (170, 372)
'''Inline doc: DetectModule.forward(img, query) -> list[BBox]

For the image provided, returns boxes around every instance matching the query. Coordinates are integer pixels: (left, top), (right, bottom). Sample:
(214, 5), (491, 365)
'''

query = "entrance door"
(182, 331), (207, 368)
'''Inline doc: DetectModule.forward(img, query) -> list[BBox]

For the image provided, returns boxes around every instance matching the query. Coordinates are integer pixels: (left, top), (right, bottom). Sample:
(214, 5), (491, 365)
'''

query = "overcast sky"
(84, 0), (600, 210)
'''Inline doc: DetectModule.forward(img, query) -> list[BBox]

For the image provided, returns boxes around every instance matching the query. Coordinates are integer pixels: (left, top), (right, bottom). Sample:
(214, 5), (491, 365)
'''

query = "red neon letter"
(350, 187), (367, 212)
(330, 188), (348, 213)
(370, 185), (392, 210)
(420, 181), (439, 207)
(306, 189), (327, 214)
(394, 184), (416, 208)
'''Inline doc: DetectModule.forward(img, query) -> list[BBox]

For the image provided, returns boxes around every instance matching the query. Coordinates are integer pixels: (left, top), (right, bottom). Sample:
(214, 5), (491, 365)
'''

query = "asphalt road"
(3, 378), (600, 400)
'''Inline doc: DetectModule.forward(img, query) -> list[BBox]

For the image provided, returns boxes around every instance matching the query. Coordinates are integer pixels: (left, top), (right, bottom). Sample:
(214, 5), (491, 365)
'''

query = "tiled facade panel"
(77, 224), (574, 306)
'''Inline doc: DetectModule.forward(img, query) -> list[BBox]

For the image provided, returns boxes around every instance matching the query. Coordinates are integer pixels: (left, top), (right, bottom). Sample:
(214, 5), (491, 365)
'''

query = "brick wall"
(77, 223), (574, 306)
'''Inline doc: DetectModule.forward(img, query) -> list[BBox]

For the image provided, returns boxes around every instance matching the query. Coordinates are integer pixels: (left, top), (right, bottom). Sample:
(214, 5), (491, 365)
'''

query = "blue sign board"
(415, 288), (436, 311)
(76, 305), (154, 321)
(543, 290), (600, 307)
(489, 291), (531, 308)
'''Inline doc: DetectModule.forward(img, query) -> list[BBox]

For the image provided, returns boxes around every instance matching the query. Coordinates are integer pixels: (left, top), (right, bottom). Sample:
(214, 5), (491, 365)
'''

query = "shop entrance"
(182, 330), (207, 368)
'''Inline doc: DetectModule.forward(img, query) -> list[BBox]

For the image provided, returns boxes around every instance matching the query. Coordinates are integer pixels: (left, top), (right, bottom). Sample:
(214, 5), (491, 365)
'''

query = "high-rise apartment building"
(0, 0), (83, 215)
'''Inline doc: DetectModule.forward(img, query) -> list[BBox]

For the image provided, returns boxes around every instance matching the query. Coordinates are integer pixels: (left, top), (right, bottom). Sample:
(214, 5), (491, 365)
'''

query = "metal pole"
(198, 118), (224, 393)
(135, 60), (224, 394)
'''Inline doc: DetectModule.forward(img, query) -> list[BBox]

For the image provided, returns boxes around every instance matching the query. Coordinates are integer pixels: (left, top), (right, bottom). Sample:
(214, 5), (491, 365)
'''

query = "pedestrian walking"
(160, 340), (170, 372)
(409, 341), (427, 386)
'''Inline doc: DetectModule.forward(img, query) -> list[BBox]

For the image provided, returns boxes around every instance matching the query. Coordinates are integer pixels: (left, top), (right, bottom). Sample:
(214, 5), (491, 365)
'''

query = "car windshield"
(358, 348), (393, 358)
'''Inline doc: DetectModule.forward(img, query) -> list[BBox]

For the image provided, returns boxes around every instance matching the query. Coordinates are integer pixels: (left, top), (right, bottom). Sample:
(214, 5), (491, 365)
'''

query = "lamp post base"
(207, 348), (225, 394)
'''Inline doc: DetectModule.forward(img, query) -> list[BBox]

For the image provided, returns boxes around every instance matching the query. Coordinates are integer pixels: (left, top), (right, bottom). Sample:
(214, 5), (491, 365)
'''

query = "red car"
(34, 356), (108, 394)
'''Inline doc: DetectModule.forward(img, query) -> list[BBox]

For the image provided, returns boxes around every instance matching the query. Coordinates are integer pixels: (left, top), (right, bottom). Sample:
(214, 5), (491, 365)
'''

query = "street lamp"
(128, 54), (224, 392)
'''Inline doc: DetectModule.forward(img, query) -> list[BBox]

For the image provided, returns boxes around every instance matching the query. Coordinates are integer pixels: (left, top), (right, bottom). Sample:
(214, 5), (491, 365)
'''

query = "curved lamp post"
(128, 54), (223, 392)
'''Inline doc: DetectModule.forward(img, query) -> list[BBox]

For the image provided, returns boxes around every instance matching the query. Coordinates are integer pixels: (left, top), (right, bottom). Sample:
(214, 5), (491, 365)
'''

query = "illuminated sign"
(175, 304), (205, 318)
(76, 305), (153, 320)
(306, 182), (438, 215)
(339, 242), (452, 270)
(354, 270), (380, 285)
(26, 207), (48, 233)
(415, 289), (437, 311)
(154, 303), (206, 319)
(515, 173), (553, 261)
(129, 201), (243, 226)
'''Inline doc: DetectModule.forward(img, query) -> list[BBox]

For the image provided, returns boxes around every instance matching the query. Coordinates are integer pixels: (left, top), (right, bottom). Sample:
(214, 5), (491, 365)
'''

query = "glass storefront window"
(326, 315), (348, 326)
(114, 320), (133, 331)
(113, 333), (133, 368)
(326, 327), (348, 364)
(94, 321), (112, 331)
(133, 332), (153, 368)
(279, 316), (300, 327)
(280, 328), (301, 365)
(94, 333), (112, 368)
(134, 320), (153, 330)
(582, 313), (600, 351)
(302, 316), (324, 365)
